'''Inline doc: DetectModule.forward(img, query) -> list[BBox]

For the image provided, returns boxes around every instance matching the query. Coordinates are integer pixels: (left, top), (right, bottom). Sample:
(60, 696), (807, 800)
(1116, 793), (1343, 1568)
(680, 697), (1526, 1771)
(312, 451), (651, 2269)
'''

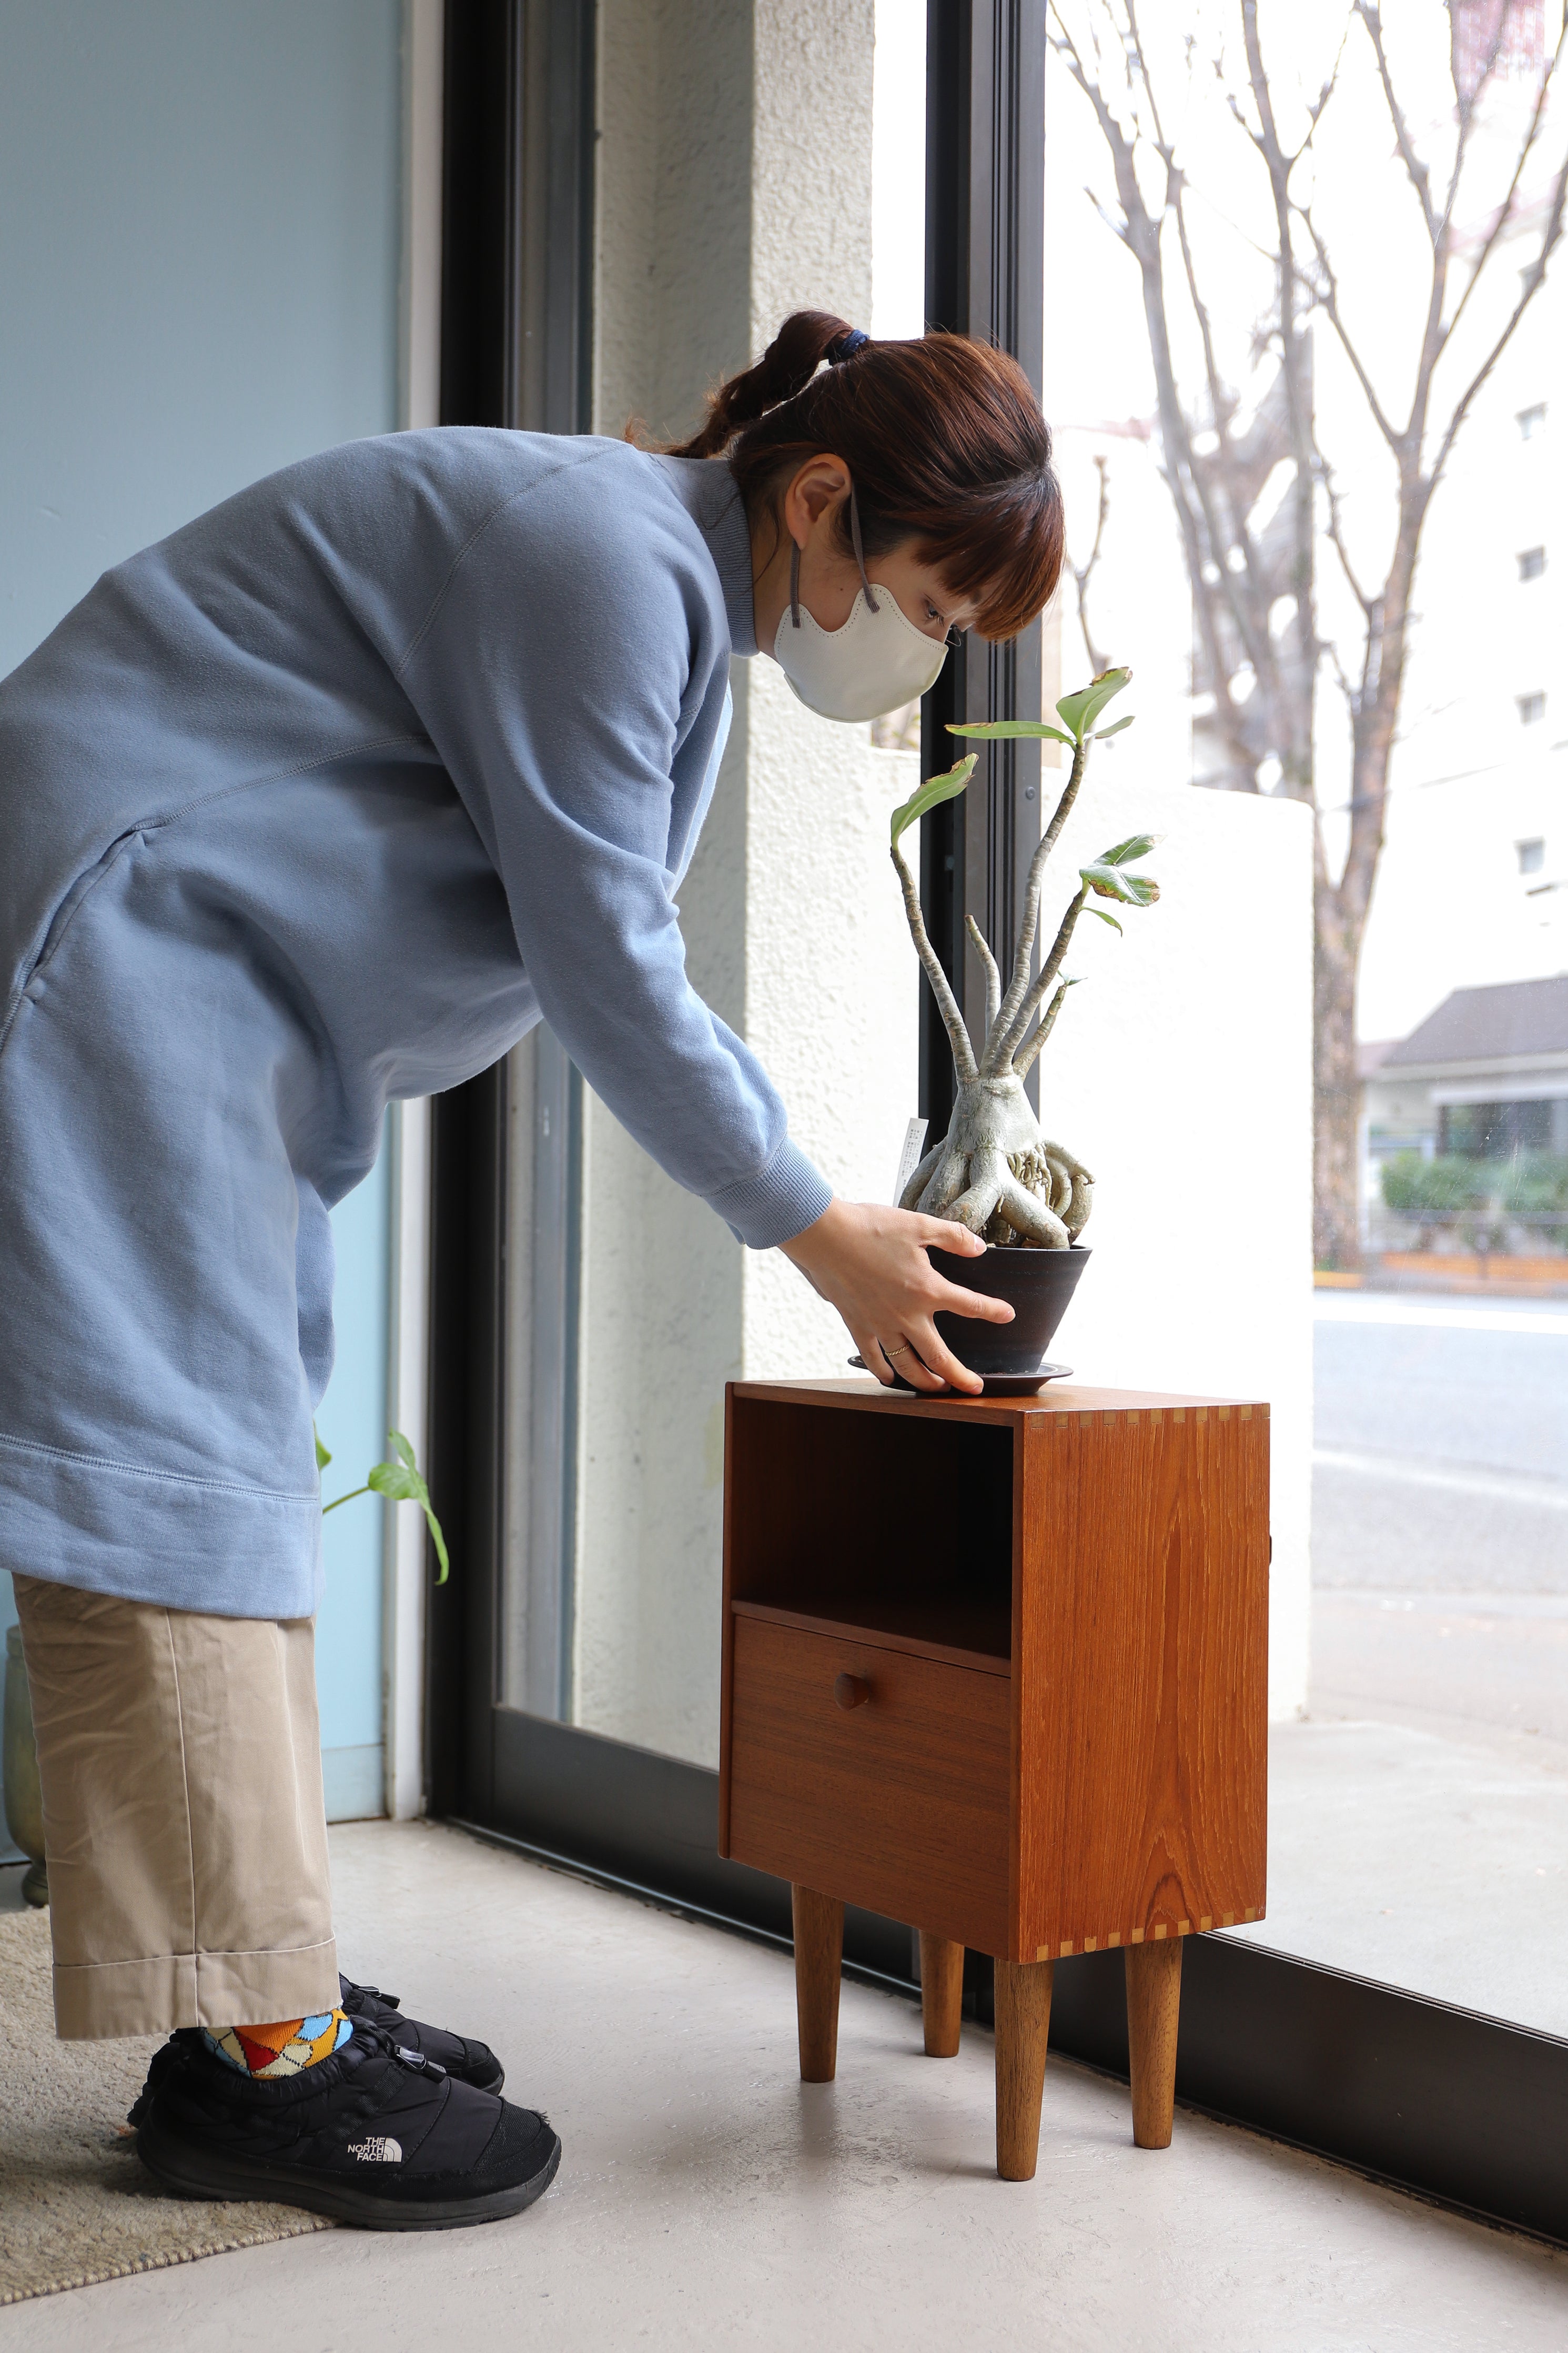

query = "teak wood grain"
(791, 1886), (844, 2083)
(726, 1615), (1010, 1954)
(1015, 1403), (1269, 1959)
(719, 1379), (1269, 1968)
(1125, 1937), (1182, 2149)
(994, 1958), (1055, 2181)
(919, 1934), (964, 2058)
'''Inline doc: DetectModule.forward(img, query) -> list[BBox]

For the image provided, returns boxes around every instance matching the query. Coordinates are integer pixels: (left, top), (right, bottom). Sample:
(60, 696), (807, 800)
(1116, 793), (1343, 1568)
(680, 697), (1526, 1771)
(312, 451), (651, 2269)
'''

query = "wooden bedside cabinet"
(718, 1378), (1269, 2180)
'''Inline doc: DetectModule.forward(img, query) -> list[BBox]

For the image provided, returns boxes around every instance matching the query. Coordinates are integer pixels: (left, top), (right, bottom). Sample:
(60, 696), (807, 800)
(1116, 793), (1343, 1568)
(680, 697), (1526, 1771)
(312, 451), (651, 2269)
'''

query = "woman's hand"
(778, 1196), (1013, 1395)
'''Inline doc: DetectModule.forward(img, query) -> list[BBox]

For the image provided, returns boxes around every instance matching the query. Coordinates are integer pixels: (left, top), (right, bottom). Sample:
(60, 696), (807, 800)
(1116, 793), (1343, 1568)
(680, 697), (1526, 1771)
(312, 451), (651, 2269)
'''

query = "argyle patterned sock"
(204, 2009), (354, 2078)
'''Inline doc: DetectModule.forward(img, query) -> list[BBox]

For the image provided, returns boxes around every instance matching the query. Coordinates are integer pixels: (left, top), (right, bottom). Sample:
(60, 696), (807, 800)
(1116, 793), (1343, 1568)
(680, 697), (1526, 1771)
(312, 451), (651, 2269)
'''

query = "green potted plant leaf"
(318, 1427), (449, 1582)
(889, 667), (1158, 1391)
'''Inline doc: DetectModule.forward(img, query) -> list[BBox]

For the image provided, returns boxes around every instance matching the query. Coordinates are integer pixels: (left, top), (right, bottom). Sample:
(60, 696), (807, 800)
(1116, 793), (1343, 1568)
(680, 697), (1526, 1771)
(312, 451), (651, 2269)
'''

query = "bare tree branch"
(1434, 0), (1514, 229)
(1136, 24), (1274, 637)
(1071, 454), (1111, 675)
(1318, 454), (1374, 618)
(1051, 3), (1269, 782)
(1430, 151), (1568, 491)
(1053, 0), (1568, 1266)
(1298, 206), (1402, 451)
(1354, 2), (1438, 236)
(1324, 637), (1360, 720)
(1437, 26), (1563, 361)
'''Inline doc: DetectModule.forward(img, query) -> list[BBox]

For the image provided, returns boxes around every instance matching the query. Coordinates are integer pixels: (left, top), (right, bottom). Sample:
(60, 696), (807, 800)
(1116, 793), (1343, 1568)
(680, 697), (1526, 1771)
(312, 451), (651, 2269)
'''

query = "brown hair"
(665, 310), (1063, 642)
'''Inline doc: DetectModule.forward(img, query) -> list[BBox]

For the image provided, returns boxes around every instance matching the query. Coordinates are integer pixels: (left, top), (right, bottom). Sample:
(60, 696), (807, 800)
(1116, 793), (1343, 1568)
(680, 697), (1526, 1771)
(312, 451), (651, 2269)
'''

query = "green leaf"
(371, 1430), (450, 1584)
(1081, 838), (1160, 906)
(1092, 715), (1136, 740)
(369, 1460), (423, 1503)
(1080, 856), (1160, 907)
(947, 719), (1076, 747)
(889, 754), (977, 848)
(1084, 906), (1123, 933)
(314, 1426), (332, 1473)
(1056, 666), (1132, 742)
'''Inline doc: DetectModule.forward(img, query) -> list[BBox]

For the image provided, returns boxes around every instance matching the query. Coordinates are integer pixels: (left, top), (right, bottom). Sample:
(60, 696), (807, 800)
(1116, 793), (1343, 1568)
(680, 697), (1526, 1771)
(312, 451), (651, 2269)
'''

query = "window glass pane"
(1048, 2), (1568, 2033)
(516, 2), (922, 1765)
(499, 1031), (579, 1720)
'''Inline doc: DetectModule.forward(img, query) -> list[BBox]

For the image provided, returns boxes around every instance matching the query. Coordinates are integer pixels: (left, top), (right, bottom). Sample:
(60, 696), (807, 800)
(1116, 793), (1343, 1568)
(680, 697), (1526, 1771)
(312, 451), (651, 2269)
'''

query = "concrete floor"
(3, 1819), (1564, 2351)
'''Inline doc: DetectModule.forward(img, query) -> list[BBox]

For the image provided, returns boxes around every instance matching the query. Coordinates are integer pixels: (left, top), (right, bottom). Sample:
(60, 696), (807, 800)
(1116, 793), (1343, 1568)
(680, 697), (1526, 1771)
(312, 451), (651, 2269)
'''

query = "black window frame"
(423, 0), (1568, 2253)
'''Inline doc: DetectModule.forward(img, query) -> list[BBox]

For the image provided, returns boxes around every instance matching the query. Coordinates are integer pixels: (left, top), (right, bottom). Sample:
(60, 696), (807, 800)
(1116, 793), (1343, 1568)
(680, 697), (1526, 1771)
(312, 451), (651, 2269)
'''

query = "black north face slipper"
(134, 2020), (559, 2230)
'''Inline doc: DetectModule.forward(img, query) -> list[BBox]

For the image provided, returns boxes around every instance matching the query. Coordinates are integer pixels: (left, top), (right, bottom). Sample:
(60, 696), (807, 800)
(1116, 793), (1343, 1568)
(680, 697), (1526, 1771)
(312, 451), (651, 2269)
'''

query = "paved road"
(1314, 1293), (1568, 1486)
(1310, 1291), (1568, 1754)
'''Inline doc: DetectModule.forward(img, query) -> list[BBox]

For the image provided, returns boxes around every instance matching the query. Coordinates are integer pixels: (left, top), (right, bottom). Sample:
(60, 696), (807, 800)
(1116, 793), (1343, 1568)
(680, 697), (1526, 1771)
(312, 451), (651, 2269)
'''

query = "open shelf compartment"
(724, 1393), (1015, 1672)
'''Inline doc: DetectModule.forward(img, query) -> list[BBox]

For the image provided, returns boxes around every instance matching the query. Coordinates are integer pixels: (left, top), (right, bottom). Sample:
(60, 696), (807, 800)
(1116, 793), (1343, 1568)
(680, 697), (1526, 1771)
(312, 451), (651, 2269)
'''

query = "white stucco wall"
(575, 0), (887, 1762)
(740, 4), (914, 1382)
(1024, 753), (1316, 1718)
(575, 0), (753, 1759)
(740, 674), (920, 1380)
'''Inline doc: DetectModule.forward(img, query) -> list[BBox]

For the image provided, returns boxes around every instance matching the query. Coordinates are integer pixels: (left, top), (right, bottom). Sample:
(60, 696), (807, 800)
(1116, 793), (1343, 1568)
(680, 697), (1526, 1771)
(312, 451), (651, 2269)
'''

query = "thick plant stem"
(966, 913), (1002, 1036)
(999, 1178), (1070, 1246)
(986, 739), (1088, 1066)
(1013, 981), (1075, 1080)
(898, 1135), (946, 1212)
(892, 840), (978, 1084)
(997, 887), (1088, 1069)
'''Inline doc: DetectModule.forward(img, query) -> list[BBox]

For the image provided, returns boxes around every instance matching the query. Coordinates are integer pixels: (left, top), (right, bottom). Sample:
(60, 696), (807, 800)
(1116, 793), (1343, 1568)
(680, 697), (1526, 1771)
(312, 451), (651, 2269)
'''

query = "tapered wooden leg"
(994, 1956), (1054, 2180)
(919, 1934), (964, 2057)
(792, 1885), (844, 2083)
(1125, 1937), (1183, 2149)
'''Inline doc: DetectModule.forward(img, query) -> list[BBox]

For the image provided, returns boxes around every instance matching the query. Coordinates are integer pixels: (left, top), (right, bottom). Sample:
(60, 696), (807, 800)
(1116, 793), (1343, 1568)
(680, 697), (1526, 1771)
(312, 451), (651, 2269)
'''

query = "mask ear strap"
(848, 486), (879, 613)
(789, 540), (802, 629)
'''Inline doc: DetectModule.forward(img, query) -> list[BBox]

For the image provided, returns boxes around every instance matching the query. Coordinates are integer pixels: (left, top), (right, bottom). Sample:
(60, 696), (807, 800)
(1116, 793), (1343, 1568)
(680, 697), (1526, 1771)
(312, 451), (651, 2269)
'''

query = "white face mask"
(771, 490), (952, 723)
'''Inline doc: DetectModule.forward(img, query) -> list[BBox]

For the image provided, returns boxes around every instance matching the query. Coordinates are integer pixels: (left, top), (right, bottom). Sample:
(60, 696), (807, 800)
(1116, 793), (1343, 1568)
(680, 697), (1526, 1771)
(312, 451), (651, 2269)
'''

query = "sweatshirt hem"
(0, 1435), (322, 1620)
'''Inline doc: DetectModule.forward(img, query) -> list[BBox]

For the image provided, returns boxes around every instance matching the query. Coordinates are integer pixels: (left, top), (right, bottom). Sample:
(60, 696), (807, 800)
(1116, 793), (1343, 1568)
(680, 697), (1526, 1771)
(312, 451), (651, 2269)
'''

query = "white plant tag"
(893, 1116), (929, 1206)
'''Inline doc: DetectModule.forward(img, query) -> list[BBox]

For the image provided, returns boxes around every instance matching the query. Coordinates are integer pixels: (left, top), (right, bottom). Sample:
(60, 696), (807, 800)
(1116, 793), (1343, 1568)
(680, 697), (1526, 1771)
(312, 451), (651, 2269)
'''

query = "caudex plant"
(892, 666), (1157, 1248)
(317, 1427), (449, 1582)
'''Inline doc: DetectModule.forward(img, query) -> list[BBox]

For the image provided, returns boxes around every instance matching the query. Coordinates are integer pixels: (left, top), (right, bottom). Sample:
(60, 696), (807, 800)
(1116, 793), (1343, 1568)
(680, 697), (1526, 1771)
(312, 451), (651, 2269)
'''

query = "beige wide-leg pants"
(13, 1576), (340, 2039)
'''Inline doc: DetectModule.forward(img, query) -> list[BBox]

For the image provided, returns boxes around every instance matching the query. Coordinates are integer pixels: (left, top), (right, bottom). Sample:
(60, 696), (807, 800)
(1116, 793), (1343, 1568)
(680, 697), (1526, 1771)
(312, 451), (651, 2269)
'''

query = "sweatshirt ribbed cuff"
(705, 1137), (833, 1250)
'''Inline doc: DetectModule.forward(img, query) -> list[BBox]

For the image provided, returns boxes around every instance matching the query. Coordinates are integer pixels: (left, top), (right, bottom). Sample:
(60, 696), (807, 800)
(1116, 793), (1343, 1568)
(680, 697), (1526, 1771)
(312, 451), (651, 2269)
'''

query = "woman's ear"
(782, 453), (852, 548)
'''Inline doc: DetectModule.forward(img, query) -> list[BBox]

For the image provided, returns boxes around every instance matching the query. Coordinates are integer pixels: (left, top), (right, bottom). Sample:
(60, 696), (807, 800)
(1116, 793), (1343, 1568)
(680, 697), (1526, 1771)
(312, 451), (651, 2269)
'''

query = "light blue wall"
(316, 1133), (393, 1809)
(0, 0), (403, 675)
(0, 0), (403, 1843)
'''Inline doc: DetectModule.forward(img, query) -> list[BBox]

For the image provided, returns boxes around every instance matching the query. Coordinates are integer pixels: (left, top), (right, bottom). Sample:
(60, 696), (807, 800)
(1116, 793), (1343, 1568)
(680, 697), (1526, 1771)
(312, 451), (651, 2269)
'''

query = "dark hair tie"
(827, 328), (870, 363)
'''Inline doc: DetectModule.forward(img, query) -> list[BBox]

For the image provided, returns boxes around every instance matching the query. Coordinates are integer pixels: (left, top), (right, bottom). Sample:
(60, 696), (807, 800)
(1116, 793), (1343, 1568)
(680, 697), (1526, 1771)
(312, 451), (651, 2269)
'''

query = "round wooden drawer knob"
(834, 1672), (871, 1710)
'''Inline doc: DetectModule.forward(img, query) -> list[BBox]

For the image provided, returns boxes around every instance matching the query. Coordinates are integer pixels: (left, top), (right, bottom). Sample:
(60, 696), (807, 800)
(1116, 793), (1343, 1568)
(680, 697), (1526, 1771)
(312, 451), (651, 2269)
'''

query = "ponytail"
(665, 312), (1064, 643)
(671, 311), (865, 459)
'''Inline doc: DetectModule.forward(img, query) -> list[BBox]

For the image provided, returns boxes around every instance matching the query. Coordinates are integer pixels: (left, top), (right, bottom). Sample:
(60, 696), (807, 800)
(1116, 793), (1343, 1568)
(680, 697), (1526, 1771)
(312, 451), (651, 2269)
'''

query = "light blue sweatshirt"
(0, 430), (832, 1618)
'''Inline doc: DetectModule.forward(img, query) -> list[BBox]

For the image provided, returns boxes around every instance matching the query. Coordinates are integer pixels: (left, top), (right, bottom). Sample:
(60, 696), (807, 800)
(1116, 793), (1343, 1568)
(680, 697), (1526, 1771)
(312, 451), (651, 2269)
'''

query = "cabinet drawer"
(724, 1614), (1011, 1953)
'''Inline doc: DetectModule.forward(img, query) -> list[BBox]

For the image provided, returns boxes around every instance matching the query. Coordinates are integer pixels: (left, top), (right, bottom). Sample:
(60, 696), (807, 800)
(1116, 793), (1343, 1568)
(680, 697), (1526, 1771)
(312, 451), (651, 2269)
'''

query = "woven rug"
(0, 1905), (333, 2305)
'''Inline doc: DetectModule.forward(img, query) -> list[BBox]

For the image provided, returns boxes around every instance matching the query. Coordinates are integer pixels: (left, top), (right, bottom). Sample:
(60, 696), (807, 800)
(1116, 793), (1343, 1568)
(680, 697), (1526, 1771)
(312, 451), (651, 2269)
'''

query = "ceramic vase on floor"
(4, 1624), (48, 1906)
